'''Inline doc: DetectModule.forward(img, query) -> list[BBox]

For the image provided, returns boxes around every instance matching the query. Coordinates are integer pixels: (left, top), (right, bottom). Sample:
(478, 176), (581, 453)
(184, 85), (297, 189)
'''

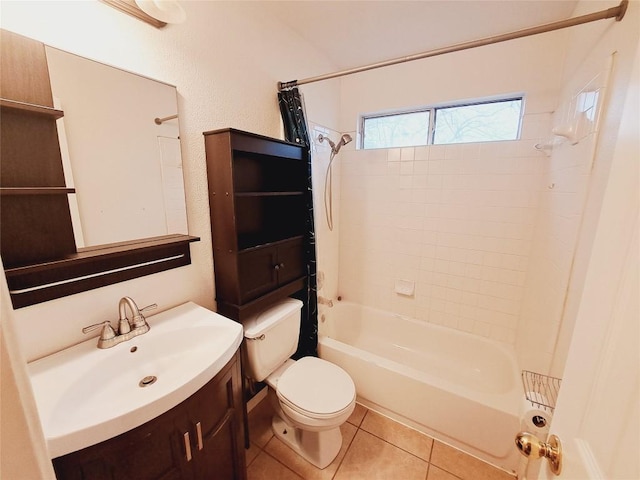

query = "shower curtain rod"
(277, 0), (628, 91)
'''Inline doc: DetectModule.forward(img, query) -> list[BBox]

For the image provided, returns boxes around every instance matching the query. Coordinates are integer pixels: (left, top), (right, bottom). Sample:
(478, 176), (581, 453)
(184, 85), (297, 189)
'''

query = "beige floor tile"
(360, 410), (433, 461)
(248, 398), (275, 448)
(430, 441), (515, 480)
(247, 451), (303, 480)
(346, 402), (368, 427)
(245, 441), (262, 467)
(427, 465), (462, 480)
(265, 422), (358, 480)
(334, 429), (428, 480)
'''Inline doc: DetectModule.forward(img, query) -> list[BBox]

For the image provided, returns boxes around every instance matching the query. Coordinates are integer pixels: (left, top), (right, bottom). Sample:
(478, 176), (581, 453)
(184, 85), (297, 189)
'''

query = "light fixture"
(135, 0), (186, 24)
(100, 0), (186, 28)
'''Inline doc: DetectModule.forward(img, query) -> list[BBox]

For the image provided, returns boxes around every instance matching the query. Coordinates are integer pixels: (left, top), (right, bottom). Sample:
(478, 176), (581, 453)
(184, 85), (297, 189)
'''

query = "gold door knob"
(515, 431), (562, 475)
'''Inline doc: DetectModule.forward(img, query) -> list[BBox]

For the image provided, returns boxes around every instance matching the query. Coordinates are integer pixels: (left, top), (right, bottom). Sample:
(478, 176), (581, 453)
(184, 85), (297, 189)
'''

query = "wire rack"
(521, 370), (562, 412)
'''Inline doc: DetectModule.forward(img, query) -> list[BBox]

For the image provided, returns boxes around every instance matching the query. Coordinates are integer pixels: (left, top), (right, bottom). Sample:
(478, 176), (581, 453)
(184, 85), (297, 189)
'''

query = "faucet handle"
(82, 321), (116, 341)
(140, 303), (158, 314)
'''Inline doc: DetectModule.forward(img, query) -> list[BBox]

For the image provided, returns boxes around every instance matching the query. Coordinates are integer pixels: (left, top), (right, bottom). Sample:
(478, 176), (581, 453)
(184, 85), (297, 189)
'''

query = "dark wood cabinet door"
(276, 238), (304, 286)
(238, 246), (278, 302)
(195, 414), (240, 480)
(52, 405), (186, 480)
(187, 352), (246, 480)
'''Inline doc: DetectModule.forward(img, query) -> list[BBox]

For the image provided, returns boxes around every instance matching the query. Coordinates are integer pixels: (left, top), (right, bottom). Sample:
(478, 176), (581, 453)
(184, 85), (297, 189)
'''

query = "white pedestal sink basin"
(27, 301), (243, 458)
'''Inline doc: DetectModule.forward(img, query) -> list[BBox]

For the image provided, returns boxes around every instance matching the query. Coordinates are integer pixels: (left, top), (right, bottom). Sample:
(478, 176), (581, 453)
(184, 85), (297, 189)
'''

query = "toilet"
(243, 298), (356, 469)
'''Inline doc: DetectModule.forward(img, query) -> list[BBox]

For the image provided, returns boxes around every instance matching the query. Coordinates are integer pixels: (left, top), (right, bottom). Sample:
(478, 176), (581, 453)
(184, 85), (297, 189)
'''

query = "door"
(537, 44), (639, 480)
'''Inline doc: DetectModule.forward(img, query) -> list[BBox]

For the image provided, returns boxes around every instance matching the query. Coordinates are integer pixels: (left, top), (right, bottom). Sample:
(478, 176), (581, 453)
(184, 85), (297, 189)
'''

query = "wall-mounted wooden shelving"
(203, 128), (308, 321)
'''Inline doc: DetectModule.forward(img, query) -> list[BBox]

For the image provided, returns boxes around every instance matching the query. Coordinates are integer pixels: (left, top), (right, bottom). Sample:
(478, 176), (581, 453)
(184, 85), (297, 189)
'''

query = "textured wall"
(1, 1), (339, 361)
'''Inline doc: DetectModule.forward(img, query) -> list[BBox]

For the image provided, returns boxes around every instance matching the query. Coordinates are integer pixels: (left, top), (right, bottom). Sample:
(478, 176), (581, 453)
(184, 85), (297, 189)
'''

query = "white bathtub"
(318, 301), (522, 473)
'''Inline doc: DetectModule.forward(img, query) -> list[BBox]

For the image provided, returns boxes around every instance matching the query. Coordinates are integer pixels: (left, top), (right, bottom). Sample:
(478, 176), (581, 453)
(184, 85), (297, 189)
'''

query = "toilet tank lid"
(243, 298), (303, 339)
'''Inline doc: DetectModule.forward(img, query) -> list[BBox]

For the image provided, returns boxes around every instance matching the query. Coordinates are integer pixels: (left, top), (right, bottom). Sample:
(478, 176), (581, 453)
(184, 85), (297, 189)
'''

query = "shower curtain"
(278, 87), (318, 358)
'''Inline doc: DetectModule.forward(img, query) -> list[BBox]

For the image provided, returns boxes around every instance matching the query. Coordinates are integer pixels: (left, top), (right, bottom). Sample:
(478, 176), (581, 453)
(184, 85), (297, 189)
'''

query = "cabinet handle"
(280, 263), (285, 269)
(274, 264), (280, 271)
(196, 422), (204, 450)
(184, 432), (192, 462)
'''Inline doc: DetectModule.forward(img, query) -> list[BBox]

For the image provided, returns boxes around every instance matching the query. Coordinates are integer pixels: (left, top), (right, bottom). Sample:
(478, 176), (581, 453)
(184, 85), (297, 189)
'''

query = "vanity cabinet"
(52, 351), (246, 480)
(203, 128), (307, 321)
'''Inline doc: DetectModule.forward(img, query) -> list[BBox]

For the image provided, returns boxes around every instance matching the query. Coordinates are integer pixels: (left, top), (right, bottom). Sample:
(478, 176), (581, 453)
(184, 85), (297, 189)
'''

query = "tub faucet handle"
(318, 296), (334, 307)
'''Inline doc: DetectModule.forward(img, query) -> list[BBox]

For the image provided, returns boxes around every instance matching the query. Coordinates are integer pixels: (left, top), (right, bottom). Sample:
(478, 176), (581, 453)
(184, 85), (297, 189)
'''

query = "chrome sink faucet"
(83, 297), (157, 349)
(119, 296), (150, 335)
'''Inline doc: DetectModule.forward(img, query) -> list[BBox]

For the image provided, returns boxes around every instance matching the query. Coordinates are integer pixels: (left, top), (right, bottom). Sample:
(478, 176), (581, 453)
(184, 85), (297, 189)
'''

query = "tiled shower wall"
(336, 114), (551, 345)
(517, 56), (613, 374)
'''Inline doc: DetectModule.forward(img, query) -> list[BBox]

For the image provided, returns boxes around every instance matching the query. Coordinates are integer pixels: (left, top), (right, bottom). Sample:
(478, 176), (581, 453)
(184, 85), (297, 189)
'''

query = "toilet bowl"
(265, 357), (355, 468)
(276, 357), (356, 429)
(243, 298), (356, 469)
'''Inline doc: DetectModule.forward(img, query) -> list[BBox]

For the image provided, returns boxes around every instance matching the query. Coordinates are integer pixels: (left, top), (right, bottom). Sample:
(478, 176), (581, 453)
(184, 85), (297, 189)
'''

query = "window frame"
(360, 95), (525, 150)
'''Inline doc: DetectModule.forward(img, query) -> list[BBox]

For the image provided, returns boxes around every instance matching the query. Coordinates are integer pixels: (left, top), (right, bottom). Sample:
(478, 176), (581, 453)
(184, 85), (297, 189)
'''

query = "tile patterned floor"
(246, 398), (516, 480)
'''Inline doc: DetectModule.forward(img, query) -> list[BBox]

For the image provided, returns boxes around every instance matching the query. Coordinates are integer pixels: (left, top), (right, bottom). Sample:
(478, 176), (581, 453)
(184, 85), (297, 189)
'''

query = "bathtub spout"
(318, 296), (334, 307)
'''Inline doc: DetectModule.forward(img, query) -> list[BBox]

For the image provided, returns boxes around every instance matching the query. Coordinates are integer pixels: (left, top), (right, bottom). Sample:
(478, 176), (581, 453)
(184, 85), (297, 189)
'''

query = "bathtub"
(318, 301), (522, 473)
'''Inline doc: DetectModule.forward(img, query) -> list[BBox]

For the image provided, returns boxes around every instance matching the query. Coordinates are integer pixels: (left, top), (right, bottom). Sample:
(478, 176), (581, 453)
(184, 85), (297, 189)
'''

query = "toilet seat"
(276, 357), (355, 420)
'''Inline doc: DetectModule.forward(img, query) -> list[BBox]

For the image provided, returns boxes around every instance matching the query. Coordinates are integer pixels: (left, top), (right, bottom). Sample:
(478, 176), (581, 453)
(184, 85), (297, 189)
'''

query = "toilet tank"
(242, 298), (303, 382)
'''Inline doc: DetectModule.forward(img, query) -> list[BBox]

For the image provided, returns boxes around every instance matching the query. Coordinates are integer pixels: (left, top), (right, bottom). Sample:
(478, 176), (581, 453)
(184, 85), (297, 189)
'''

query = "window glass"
(363, 111), (430, 149)
(433, 99), (522, 145)
(361, 97), (523, 149)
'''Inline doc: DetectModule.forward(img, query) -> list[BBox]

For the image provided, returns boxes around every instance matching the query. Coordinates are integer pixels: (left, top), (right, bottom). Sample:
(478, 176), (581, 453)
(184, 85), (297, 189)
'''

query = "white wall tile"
(337, 135), (548, 345)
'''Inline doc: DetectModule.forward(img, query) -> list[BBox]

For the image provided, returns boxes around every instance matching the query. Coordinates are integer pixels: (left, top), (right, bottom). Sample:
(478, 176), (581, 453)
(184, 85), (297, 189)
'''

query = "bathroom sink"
(27, 302), (243, 458)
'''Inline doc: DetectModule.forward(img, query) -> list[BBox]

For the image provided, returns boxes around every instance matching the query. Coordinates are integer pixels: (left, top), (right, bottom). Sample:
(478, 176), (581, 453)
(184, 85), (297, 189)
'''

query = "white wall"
(329, 31), (567, 345)
(338, 30), (567, 132)
(540, 32), (639, 480)
(0, 1), (340, 362)
(0, 1), (341, 474)
(324, 1), (638, 377)
(518, 46), (615, 375)
(519, 0), (640, 377)
(307, 121), (345, 313)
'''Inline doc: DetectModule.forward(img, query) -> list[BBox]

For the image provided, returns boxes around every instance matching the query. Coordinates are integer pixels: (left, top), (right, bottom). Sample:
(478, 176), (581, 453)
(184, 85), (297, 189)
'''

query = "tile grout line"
(261, 436), (305, 479)
(330, 421), (360, 480)
(356, 410), (434, 465)
(331, 409), (369, 480)
(250, 401), (509, 480)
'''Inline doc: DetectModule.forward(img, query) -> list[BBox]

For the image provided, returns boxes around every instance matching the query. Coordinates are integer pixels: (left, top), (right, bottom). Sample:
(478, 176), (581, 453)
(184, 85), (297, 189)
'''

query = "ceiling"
(257, 1), (579, 71)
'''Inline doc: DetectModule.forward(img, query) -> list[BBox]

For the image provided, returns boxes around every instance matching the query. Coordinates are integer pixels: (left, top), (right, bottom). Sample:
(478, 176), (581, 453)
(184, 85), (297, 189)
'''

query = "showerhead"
(335, 134), (353, 153)
(318, 133), (353, 154)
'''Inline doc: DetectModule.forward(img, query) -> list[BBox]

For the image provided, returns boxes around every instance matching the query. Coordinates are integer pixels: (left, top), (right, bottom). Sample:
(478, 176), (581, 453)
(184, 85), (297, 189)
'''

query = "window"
(362, 110), (430, 149)
(361, 97), (523, 149)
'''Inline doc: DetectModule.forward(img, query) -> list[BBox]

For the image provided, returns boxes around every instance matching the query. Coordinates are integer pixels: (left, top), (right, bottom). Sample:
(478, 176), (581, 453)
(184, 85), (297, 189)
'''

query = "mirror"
(45, 46), (188, 248)
(1, 29), (196, 309)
